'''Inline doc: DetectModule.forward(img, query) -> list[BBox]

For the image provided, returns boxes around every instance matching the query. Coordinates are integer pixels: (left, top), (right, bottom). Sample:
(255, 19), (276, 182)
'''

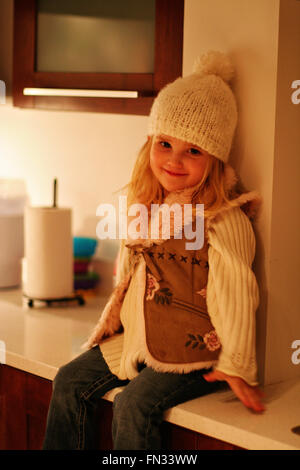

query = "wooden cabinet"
(96, 399), (244, 451)
(0, 364), (243, 450)
(13, 0), (184, 115)
(0, 365), (52, 450)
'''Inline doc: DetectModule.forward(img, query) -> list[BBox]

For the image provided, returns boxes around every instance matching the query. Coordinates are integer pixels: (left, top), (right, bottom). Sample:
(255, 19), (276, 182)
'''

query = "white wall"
(266, 0), (300, 384)
(0, 0), (299, 384)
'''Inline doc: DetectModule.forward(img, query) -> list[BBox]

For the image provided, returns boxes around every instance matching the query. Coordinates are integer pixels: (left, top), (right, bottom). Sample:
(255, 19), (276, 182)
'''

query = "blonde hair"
(115, 137), (239, 219)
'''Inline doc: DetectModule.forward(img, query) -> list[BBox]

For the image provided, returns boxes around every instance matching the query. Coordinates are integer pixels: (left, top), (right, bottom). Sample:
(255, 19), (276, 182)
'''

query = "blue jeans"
(42, 346), (220, 450)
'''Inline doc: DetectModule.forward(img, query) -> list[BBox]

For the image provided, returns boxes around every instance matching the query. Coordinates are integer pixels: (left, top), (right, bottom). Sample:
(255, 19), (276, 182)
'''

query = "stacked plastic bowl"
(73, 237), (100, 292)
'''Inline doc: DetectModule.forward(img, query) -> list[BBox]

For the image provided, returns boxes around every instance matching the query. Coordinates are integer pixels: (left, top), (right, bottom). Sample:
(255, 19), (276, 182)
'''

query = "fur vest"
(84, 165), (261, 374)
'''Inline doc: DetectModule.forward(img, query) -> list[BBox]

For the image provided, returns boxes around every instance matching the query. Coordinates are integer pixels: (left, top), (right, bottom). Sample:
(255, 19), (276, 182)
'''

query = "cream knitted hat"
(148, 51), (238, 163)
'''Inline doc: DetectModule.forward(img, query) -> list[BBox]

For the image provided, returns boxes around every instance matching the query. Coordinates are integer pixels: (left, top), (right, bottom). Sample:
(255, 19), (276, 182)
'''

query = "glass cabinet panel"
(36, 0), (156, 73)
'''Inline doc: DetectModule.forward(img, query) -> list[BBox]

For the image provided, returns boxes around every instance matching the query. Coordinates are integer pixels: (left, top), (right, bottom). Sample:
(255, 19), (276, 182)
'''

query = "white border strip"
(0, 340), (6, 364)
(23, 88), (138, 98)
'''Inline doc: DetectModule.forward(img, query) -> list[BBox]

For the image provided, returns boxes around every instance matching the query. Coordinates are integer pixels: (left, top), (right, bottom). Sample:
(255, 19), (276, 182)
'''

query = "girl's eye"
(188, 148), (201, 155)
(159, 141), (171, 149)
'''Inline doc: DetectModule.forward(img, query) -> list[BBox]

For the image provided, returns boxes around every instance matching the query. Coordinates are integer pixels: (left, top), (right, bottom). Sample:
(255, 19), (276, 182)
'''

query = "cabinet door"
(0, 365), (27, 450)
(13, 0), (184, 115)
(0, 365), (52, 450)
(26, 371), (53, 450)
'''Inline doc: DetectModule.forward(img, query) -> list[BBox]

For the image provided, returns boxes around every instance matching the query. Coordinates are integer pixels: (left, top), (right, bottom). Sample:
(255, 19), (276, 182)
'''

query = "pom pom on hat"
(192, 50), (235, 83)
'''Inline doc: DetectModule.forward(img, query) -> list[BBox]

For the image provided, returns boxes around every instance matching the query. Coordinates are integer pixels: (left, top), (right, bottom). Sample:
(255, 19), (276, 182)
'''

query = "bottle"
(0, 179), (29, 288)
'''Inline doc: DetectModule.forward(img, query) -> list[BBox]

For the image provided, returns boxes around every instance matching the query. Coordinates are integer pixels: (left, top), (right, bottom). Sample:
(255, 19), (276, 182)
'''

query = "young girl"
(43, 51), (264, 451)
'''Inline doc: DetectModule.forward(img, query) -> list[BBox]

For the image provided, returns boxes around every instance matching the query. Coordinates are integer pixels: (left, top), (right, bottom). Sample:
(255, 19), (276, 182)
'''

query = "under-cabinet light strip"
(23, 88), (138, 98)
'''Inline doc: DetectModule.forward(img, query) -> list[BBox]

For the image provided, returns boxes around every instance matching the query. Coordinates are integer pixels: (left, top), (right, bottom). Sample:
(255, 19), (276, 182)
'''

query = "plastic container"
(74, 271), (100, 290)
(73, 237), (98, 257)
(0, 179), (29, 288)
(74, 257), (91, 274)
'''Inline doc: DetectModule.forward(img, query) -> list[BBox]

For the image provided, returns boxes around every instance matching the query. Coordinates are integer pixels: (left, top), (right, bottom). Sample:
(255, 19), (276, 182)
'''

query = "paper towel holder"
(22, 178), (86, 308)
(23, 292), (85, 308)
(53, 177), (57, 208)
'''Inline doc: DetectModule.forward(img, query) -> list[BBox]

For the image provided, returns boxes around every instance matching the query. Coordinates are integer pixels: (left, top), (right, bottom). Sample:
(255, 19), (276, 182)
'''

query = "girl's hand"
(203, 370), (265, 413)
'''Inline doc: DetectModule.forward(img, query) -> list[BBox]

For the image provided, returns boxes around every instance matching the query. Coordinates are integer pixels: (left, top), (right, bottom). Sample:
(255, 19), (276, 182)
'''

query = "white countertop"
(0, 287), (299, 450)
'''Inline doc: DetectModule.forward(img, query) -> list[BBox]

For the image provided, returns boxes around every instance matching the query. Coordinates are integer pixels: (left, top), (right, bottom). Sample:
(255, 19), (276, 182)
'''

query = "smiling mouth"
(163, 169), (187, 176)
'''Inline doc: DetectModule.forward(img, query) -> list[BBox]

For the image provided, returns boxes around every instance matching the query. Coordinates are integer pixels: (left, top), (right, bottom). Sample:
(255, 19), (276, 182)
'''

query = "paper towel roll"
(24, 206), (73, 299)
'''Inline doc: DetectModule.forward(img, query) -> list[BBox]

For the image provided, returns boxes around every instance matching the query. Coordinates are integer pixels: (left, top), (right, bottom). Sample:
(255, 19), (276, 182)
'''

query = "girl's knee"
(113, 390), (130, 414)
(54, 363), (71, 389)
(113, 389), (140, 422)
(52, 361), (81, 401)
(113, 387), (155, 422)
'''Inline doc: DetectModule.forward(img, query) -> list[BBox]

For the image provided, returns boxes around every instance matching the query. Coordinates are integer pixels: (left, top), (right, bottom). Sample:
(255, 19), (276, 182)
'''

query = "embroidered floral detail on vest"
(196, 287), (207, 298)
(185, 334), (206, 350)
(185, 330), (221, 352)
(154, 287), (172, 305)
(203, 330), (221, 351)
(145, 273), (160, 300)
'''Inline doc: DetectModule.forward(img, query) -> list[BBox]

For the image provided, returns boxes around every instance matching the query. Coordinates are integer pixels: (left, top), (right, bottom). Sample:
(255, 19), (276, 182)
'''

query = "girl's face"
(150, 134), (212, 194)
